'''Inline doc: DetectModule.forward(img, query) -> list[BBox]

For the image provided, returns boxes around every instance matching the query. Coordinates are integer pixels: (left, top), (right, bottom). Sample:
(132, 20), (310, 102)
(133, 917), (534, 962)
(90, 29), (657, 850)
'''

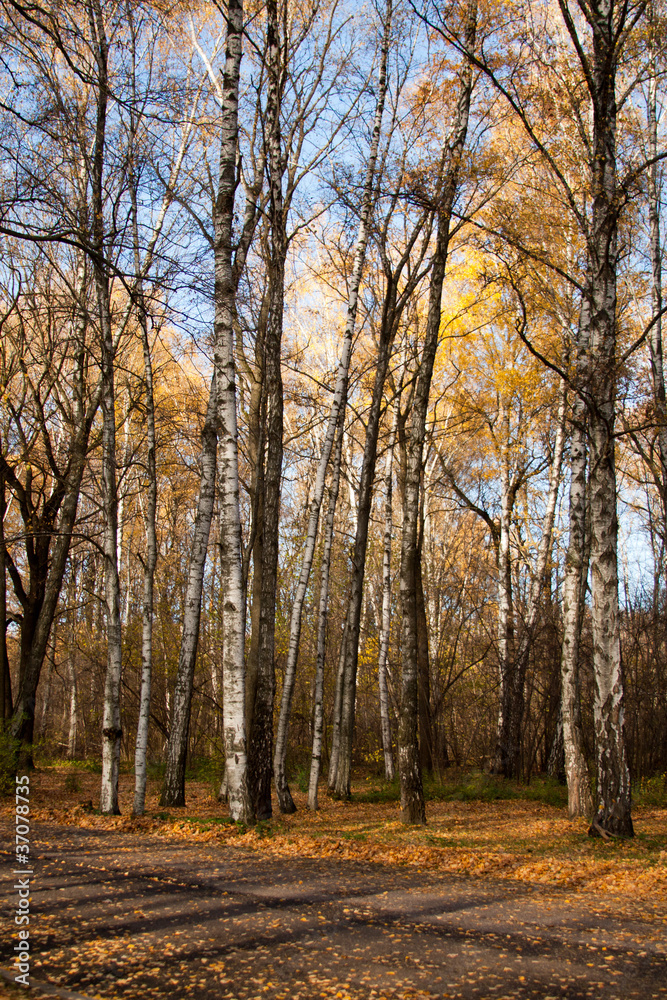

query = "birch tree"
(213, 0), (252, 823)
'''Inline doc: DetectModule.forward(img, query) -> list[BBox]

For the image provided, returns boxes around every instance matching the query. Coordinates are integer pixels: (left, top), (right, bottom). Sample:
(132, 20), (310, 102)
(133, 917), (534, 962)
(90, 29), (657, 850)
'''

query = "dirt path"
(1, 820), (666, 1000)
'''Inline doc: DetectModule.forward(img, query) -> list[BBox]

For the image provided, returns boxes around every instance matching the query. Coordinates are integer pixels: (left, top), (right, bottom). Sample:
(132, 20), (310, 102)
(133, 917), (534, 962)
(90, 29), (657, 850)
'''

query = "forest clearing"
(1, 766), (666, 1000)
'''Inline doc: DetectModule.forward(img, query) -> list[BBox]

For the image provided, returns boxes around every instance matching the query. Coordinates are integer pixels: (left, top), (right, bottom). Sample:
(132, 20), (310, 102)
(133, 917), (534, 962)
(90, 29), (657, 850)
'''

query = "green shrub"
(292, 766), (309, 794)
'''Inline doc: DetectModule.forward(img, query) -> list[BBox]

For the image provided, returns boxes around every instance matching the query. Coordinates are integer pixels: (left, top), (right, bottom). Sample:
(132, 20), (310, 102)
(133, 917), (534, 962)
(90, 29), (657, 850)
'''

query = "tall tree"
(160, 11), (263, 809)
(245, 0), (285, 822)
(398, 0), (476, 825)
(214, 0), (252, 823)
(558, 0), (634, 837)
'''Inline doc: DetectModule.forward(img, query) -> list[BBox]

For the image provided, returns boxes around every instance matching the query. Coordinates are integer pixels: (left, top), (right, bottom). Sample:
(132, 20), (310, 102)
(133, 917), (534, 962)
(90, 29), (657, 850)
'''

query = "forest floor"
(0, 767), (666, 1000)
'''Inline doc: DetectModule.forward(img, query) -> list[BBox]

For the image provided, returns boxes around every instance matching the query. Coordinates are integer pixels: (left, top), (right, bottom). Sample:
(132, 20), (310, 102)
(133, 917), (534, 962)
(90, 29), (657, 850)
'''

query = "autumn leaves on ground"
(17, 765), (666, 909)
(2, 764), (666, 1000)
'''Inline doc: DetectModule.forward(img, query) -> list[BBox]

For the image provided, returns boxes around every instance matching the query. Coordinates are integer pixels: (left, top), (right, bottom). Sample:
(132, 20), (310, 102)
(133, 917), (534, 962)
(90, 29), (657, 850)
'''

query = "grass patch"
(185, 755), (225, 784)
(354, 770), (568, 808)
(635, 773), (667, 808)
(291, 766), (310, 794)
(353, 778), (400, 804)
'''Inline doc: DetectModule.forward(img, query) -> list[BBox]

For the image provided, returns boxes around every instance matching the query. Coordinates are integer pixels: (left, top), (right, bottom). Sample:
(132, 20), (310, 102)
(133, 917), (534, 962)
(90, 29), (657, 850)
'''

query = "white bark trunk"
(214, 0), (251, 823)
(91, 3), (122, 815)
(67, 654), (78, 761)
(561, 376), (593, 819)
(133, 307), (158, 816)
(327, 618), (348, 789)
(578, 1), (632, 837)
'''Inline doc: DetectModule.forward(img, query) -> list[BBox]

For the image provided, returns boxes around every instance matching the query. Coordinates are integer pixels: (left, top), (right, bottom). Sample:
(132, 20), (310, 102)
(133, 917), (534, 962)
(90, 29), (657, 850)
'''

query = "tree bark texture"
(246, 0), (285, 822)
(133, 299), (158, 816)
(490, 399), (516, 777)
(214, 0), (251, 823)
(566, 0), (632, 837)
(86, 1), (122, 816)
(416, 539), (434, 774)
(327, 618), (348, 791)
(647, 35), (667, 530)
(560, 380), (593, 819)
(0, 468), (10, 723)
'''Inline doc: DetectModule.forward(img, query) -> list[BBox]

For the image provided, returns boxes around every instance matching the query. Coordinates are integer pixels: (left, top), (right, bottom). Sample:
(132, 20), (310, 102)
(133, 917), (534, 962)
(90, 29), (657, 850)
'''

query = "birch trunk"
(244, 306), (267, 743)
(38, 637), (54, 742)
(308, 407), (345, 810)
(273, 0), (393, 813)
(67, 654), (78, 761)
(416, 540), (433, 773)
(127, 57), (159, 812)
(160, 0), (260, 812)
(98, 260), (122, 815)
(214, 0), (251, 823)
(98, 275), (123, 815)
(399, 5), (475, 824)
(66, 563), (78, 760)
(576, 1), (632, 838)
(327, 618), (348, 790)
(132, 305), (158, 815)
(561, 378), (593, 818)
(86, 2), (122, 815)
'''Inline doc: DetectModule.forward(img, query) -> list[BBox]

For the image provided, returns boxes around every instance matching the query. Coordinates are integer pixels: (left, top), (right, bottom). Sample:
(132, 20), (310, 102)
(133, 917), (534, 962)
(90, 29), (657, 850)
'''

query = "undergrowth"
(354, 771), (569, 807)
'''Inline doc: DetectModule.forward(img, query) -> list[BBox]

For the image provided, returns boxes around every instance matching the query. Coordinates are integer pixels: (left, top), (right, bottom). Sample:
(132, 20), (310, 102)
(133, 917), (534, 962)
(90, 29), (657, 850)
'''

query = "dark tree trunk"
(398, 2), (475, 825)
(273, 0), (392, 812)
(0, 468), (11, 723)
(246, 0), (285, 822)
(333, 278), (402, 798)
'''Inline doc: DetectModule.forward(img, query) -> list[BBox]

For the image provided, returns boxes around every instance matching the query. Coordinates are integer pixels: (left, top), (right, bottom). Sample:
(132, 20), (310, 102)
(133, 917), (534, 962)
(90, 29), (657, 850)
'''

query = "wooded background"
(1, 0), (665, 835)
